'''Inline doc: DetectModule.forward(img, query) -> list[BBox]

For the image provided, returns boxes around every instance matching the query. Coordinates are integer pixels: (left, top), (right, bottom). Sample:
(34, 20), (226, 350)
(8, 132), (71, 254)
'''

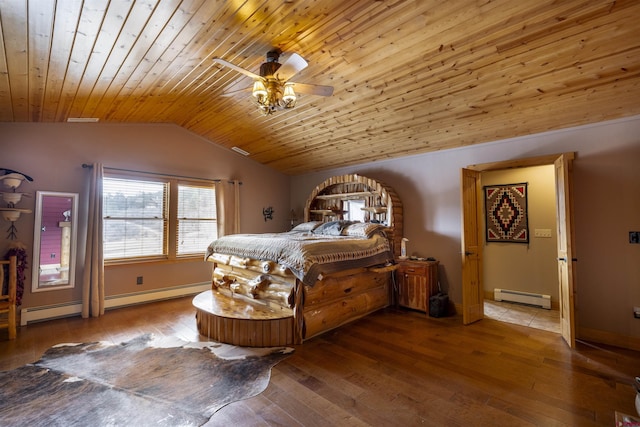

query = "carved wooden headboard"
(303, 174), (403, 259)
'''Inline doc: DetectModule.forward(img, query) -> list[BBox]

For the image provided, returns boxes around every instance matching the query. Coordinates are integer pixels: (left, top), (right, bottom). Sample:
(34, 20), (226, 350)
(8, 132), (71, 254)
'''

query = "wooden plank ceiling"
(1, 0), (639, 175)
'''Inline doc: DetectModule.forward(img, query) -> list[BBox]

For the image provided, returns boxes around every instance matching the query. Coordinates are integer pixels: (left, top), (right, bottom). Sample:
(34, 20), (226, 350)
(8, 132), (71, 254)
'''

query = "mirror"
(32, 191), (79, 292)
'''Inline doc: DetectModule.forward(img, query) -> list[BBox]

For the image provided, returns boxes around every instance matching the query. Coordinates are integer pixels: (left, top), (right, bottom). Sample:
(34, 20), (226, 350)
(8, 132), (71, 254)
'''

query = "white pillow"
(342, 222), (384, 238)
(290, 221), (322, 232)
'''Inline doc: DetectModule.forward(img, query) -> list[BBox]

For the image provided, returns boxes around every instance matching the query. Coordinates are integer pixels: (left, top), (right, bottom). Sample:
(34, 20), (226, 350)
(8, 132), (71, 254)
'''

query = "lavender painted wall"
(0, 123), (290, 309)
(2, 116), (639, 347)
(291, 116), (640, 345)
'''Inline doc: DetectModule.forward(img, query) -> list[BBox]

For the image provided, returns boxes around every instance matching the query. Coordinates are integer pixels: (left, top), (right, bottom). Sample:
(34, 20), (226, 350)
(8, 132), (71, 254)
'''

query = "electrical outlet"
(630, 231), (640, 244)
(136, 276), (143, 285)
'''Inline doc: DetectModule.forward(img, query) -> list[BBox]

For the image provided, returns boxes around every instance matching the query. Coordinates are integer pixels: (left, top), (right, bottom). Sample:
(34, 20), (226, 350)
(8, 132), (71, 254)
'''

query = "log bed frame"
(193, 174), (402, 346)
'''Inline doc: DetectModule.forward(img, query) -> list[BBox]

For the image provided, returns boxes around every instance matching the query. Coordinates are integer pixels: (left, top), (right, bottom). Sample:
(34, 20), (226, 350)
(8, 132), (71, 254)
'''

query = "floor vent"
(494, 288), (551, 309)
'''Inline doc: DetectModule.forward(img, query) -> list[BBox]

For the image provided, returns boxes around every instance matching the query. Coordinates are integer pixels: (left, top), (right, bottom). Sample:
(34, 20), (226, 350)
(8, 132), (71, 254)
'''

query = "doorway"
(481, 164), (560, 334)
(461, 153), (577, 347)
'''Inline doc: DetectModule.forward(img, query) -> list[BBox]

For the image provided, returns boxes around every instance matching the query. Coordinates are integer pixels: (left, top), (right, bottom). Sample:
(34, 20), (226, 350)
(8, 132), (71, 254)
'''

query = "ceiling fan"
(212, 49), (334, 115)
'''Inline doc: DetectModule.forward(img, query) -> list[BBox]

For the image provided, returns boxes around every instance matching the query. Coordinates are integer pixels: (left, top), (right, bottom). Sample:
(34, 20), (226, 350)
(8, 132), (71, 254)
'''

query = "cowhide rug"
(0, 334), (293, 426)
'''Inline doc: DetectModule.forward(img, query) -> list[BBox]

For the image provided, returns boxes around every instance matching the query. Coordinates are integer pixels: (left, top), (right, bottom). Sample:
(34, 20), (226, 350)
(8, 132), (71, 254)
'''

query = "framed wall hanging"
(484, 183), (529, 243)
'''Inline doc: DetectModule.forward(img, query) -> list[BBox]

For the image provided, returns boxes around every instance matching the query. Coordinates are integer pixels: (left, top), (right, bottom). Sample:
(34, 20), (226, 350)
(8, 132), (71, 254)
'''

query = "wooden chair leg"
(8, 304), (16, 340)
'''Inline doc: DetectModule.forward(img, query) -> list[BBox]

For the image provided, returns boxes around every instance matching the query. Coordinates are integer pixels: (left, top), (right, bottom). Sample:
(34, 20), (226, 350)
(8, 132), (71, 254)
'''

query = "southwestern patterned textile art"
(484, 183), (529, 243)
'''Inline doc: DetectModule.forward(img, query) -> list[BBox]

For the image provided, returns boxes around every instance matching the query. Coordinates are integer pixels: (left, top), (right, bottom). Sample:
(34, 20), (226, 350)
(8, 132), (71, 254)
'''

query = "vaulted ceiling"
(1, 1), (639, 175)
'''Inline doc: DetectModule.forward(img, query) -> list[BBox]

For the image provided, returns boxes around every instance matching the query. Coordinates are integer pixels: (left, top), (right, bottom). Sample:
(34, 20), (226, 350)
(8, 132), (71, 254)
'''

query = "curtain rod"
(81, 163), (242, 184)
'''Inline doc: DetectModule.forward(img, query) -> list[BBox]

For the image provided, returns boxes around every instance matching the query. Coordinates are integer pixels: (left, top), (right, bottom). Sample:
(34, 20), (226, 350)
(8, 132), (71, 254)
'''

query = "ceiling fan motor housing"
(260, 49), (283, 78)
(260, 62), (281, 78)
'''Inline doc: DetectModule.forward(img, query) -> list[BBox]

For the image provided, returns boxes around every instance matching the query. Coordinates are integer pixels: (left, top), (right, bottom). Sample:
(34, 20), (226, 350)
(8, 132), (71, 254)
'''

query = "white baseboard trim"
(20, 282), (211, 326)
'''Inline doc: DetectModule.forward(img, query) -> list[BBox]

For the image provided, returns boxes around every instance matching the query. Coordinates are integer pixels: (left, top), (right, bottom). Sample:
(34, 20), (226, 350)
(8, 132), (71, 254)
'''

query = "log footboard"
(193, 263), (395, 346)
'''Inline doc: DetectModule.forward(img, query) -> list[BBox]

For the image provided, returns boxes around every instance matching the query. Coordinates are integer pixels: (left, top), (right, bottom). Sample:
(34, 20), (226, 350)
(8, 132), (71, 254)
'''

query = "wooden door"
(555, 154), (577, 348)
(461, 168), (484, 324)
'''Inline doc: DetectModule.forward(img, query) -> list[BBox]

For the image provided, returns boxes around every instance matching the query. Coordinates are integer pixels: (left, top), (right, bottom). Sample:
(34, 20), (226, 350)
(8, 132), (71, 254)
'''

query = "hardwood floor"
(1, 296), (638, 426)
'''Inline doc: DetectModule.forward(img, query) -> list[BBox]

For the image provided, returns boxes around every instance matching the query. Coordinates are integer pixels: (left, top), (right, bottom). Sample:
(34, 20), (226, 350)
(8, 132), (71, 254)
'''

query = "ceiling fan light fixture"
(252, 80), (267, 98)
(282, 83), (297, 107)
(254, 79), (293, 116)
(214, 50), (332, 116)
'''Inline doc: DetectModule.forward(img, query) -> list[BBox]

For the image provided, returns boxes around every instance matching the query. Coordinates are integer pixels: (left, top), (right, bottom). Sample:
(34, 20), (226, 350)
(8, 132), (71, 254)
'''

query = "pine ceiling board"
(325, 0), (526, 79)
(26, 0), (56, 122)
(325, 1), (475, 68)
(54, 0), (110, 121)
(100, 0), (219, 122)
(357, 12), (637, 116)
(66, 0), (157, 119)
(80, 0), (183, 119)
(259, 77), (640, 174)
(492, 8), (638, 66)
(162, 1), (337, 110)
(102, 0), (231, 121)
(0, 10), (12, 121)
(139, 2), (330, 127)
(41, 0), (84, 122)
(0, 0), (28, 121)
(333, 1), (618, 101)
(63, 0), (135, 117)
(493, 1), (617, 54)
(149, 0), (292, 96)
(324, 2), (592, 101)
(2, 0), (639, 174)
(277, 1), (372, 57)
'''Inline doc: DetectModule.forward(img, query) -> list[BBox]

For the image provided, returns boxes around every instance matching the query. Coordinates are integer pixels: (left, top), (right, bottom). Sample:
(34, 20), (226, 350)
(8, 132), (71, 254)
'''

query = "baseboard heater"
(494, 288), (551, 309)
(20, 282), (211, 326)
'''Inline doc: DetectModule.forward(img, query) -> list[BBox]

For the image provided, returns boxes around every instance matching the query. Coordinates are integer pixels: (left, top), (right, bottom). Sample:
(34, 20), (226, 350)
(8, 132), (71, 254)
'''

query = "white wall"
(292, 115), (640, 346)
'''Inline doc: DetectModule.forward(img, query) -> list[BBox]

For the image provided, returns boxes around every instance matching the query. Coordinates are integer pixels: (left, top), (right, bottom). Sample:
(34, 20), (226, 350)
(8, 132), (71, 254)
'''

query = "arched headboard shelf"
(304, 174), (403, 259)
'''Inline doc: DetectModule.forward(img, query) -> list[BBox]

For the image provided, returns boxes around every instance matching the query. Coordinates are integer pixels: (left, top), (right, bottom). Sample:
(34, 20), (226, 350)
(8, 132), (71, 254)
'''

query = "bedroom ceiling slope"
(1, 0), (639, 175)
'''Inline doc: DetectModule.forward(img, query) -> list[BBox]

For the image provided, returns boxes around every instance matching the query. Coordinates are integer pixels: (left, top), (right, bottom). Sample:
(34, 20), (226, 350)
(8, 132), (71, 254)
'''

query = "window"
(177, 184), (217, 255)
(103, 173), (216, 262)
(344, 199), (365, 222)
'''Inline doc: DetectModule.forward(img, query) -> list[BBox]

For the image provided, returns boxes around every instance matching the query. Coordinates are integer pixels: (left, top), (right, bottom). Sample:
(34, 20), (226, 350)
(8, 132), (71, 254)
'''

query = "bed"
(193, 174), (403, 346)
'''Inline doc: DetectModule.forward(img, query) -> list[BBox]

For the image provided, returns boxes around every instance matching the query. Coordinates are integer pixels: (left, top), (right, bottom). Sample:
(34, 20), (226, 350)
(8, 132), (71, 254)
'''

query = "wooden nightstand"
(395, 259), (439, 314)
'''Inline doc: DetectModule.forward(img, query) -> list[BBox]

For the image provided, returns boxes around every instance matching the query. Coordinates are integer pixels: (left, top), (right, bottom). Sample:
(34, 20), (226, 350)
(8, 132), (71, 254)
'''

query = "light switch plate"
(534, 228), (552, 238)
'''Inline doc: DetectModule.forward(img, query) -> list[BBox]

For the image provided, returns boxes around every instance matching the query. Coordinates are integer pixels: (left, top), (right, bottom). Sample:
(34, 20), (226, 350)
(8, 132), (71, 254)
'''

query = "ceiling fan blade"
(288, 82), (334, 97)
(212, 57), (262, 80)
(275, 53), (308, 81)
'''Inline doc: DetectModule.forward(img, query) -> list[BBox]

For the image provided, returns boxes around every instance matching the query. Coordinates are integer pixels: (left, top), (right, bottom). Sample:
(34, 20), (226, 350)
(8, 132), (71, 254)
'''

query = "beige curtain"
(82, 163), (105, 318)
(216, 180), (240, 236)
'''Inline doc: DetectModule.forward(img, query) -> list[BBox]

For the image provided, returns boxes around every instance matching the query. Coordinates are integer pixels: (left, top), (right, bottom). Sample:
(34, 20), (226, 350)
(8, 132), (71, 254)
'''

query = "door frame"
(461, 152), (577, 347)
